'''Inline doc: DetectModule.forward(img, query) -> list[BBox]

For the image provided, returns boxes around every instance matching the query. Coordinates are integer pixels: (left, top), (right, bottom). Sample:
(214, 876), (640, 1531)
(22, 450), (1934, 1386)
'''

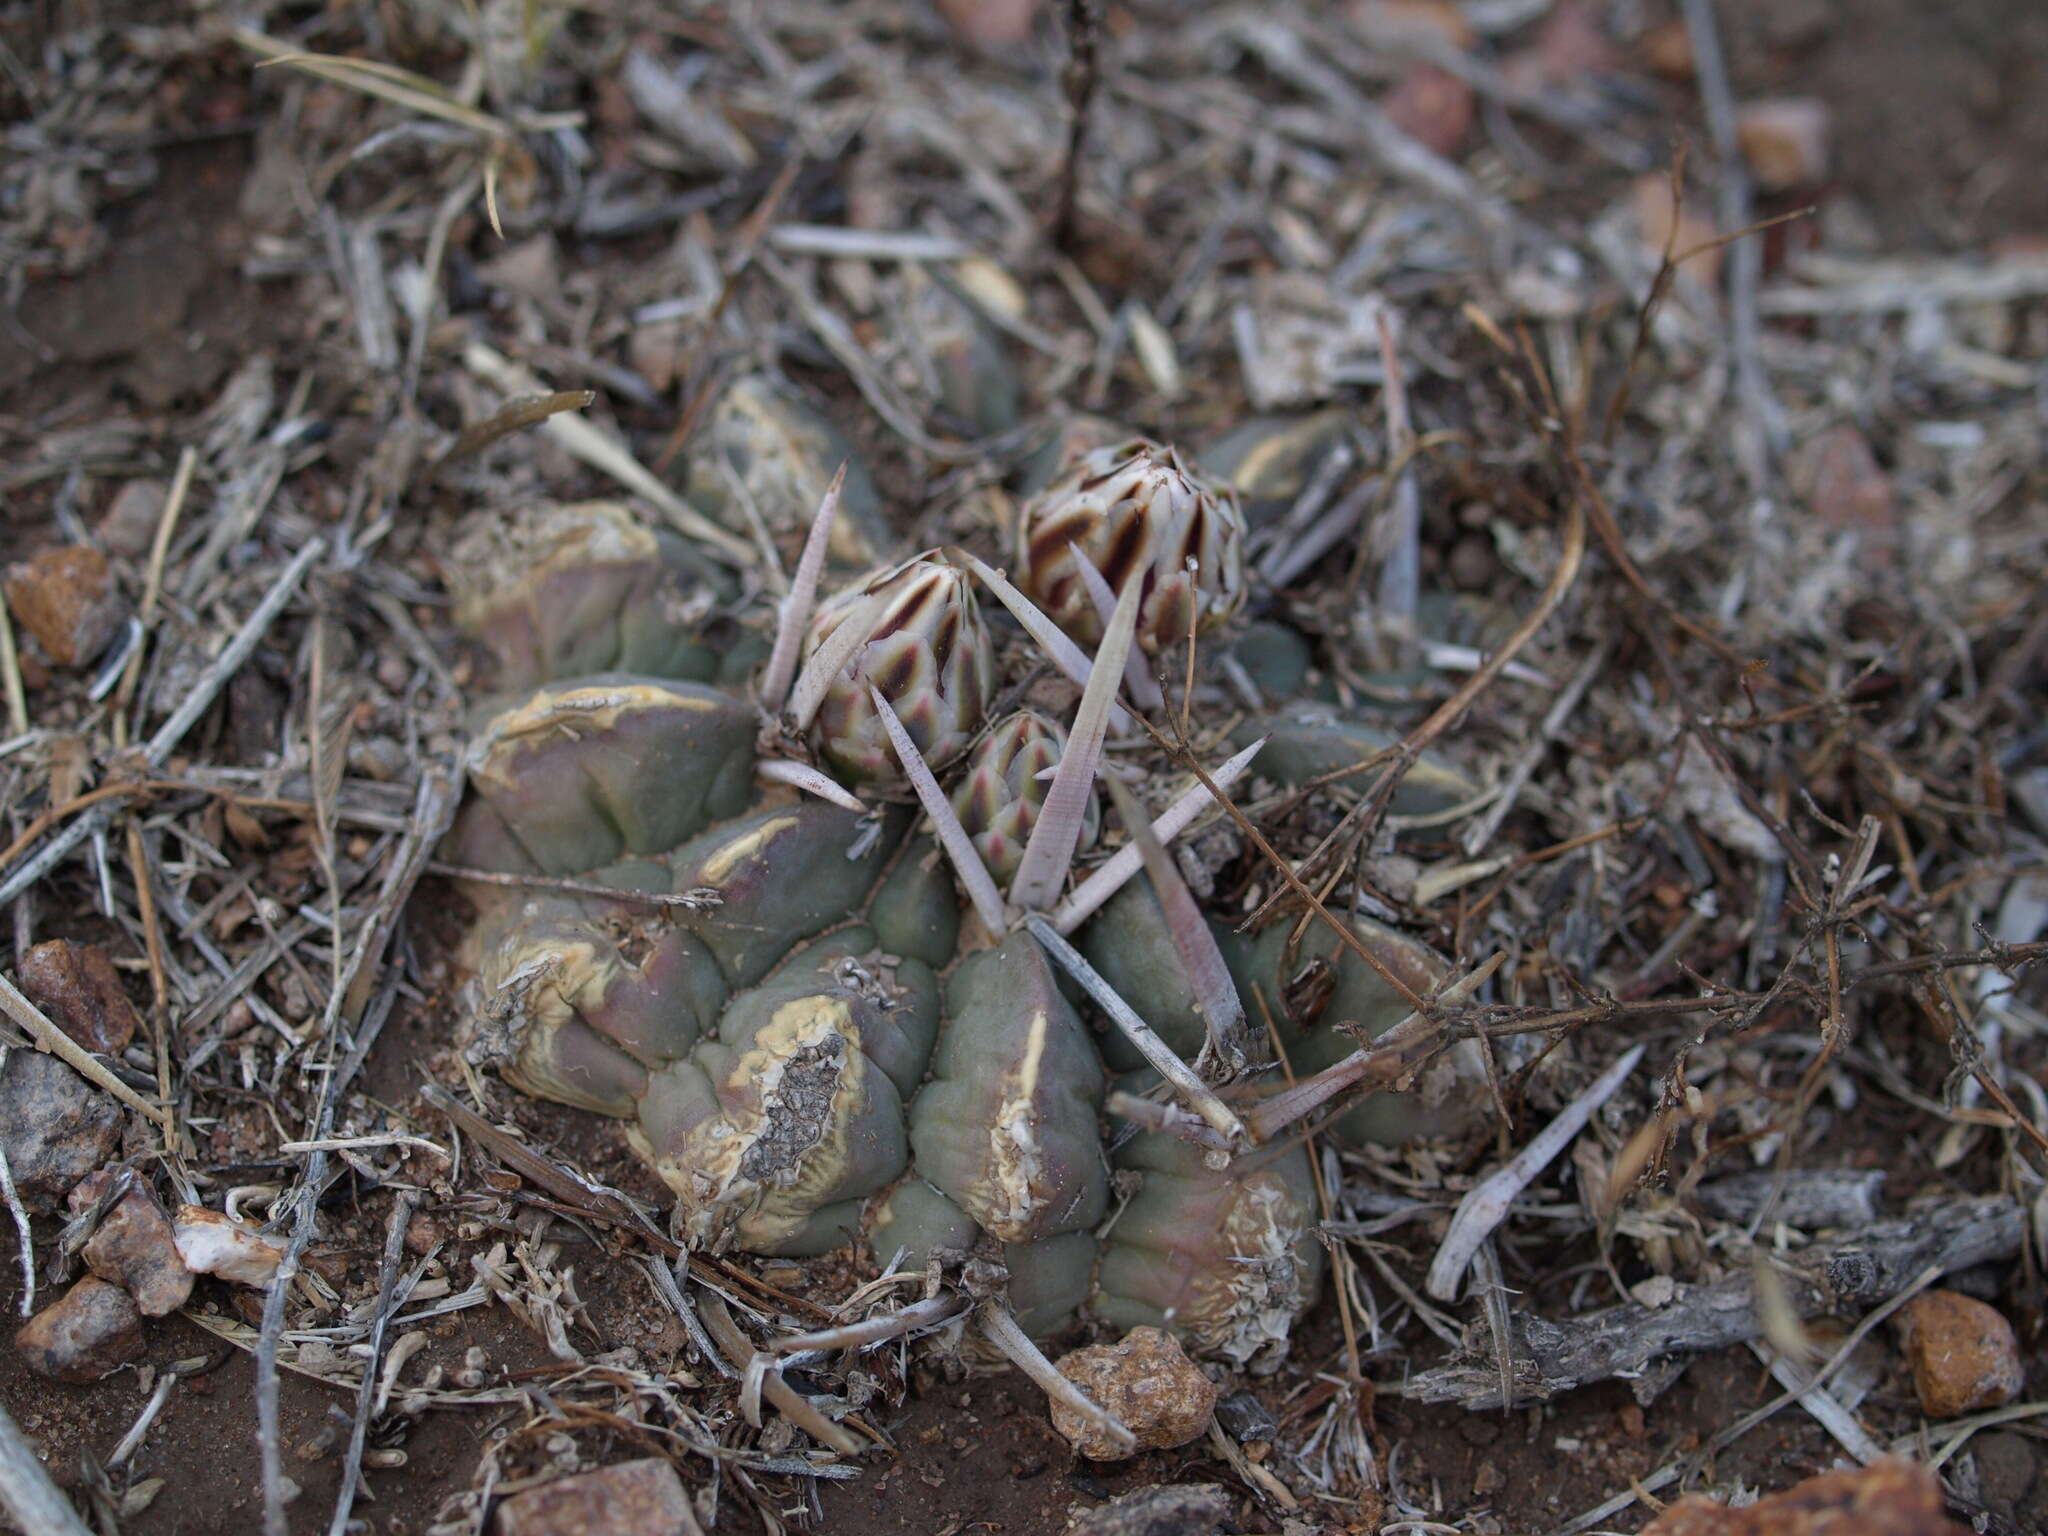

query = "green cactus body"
(684, 374), (893, 566)
(1093, 1131), (1324, 1368)
(1219, 916), (1491, 1146)
(1233, 705), (1480, 817)
(445, 496), (1475, 1356)
(446, 501), (737, 694)
(908, 935), (1109, 1246)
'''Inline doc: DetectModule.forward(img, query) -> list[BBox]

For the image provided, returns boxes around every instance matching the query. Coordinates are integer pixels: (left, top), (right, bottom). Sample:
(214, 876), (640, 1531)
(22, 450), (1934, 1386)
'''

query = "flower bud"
(1017, 438), (1246, 652)
(950, 710), (1097, 884)
(805, 551), (996, 786)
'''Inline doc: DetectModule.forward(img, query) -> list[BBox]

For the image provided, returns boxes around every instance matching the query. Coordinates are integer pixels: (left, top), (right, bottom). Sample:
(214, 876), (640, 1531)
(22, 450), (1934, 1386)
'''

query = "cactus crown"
(445, 448), (1481, 1404)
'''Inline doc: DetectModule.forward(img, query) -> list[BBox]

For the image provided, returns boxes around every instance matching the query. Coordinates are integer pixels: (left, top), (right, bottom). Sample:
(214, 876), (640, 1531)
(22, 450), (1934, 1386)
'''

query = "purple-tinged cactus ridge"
(909, 934), (1109, 1246)
(1092, 1132), (1323, 1370)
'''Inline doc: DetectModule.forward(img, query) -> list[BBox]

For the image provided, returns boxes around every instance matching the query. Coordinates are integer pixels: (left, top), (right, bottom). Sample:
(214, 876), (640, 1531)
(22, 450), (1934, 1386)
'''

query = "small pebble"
(1051, 1327), (1219, 1461)
(172, 1205), (289, 1287)
(493, 1457), (694, 1536)
(1064, 1482), (1231, 1536)
(0, 1051), (125, 1210)
(19, 939), (142, 1056)
(1971, 1430), (2040, 1519)
(97, 479), (167, 560)
(1899, 1290), (2025, 1419)
(72, 1171), (193, 1316)
(16, 1277), (146, 1383)
(3, 545), (128, 667)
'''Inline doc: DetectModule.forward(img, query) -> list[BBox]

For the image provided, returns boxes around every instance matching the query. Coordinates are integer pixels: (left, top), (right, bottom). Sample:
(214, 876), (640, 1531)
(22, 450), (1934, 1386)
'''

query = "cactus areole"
(444, 483), (1485, 1367)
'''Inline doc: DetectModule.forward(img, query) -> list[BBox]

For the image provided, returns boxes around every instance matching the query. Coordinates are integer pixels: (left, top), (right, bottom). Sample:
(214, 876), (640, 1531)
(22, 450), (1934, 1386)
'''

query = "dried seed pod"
(632, 932), (940, 1255)
(1092, 1132), (1322, 1368)
(910, 934), (1109, 1245)
(1016, 438), (1246, 652)
(805, 551), (997, 786)
(447, 679), (756, 875)
(951, 710), (1097, 884)
(446, 502), (740, 694)
(685, 374), (892, 565)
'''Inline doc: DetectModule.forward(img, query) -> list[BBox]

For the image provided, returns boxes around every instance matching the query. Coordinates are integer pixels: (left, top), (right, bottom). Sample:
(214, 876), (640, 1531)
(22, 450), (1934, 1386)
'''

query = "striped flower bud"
(950, 710), (1097, 884)
(805, 551), (997, 786)
(1016, 438), (1246, 653)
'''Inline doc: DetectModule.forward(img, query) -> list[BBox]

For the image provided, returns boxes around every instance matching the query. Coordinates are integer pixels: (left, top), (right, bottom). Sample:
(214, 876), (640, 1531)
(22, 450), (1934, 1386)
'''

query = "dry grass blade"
(950, 549), (1133, 733)
(870, 685), (1006, 933)
(1010, 573), (1141, 913)
(1242, 955), (1503, 1142)
(1067, 541), (1164, 710)
(430, 390), (595, 478)
(1100, 775), (1245, 1064)
(1425, 1042), (1647, 1302)
(760, 465), (847, 715)
(234, 28), (515, 140)
(0, 587), (27, 739)
(1052, 736), (1265, 933)
(0, 1399), (91, 1536)
(1026, 915), (1245, 1142)
(755, 757), (865, 812)
(785, 591), (887, 733)
(462, 342), (755, 565)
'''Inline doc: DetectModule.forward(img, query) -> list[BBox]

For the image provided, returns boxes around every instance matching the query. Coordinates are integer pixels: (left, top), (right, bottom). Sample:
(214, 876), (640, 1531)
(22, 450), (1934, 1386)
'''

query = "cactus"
(444, 458), (1484, 1376)
(1015, 437), (1246, 653)
(950, 710), (1096, 884)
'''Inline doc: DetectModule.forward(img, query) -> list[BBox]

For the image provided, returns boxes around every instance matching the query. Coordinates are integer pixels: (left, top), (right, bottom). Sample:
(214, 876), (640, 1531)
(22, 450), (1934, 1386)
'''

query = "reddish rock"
(18, 939), (142, 1055)
(1642, 1457), (1966, 1536)
(1639, 20), (1694, 80)
(936, 0), (1037, 54)
(1504, 0), (1619, 90)
(1385, 66), (1474, 157)
(71, 1171), (193, 1317)
(16, 1277), (145, 1383)
(1052, 1327), (1219, 1461)
(1899, 1290), (2024, 1419)
(3, 546), (127, 667)
(1792, 424), (1896, 541)
(494, 1458), (694, 1536)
